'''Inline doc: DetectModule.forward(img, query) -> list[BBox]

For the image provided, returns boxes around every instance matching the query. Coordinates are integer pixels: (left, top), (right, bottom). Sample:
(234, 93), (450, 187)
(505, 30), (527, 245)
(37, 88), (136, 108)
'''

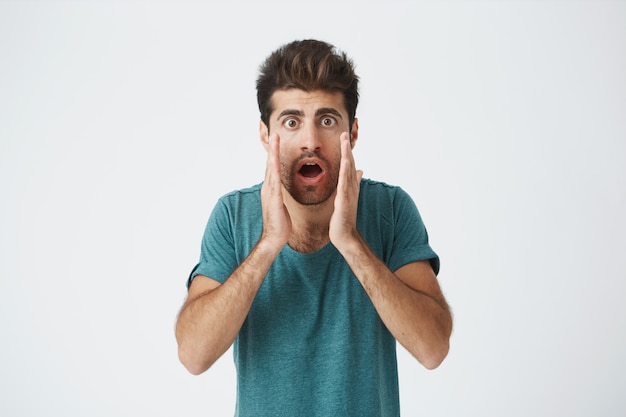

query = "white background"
(1, 1), (625, 416)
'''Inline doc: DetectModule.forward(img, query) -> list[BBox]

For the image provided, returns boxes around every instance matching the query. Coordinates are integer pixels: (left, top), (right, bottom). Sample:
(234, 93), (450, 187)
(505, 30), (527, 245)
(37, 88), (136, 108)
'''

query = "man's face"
(262, 89), (358, 206)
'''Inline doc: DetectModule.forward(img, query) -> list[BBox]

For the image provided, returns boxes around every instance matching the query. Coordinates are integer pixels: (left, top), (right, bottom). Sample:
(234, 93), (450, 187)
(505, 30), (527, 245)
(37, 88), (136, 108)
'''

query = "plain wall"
(1, 1), (625, 416)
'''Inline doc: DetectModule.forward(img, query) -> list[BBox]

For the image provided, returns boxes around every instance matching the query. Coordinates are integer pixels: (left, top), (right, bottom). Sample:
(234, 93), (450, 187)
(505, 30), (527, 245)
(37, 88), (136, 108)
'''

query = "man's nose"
(300, 123), (322, 152)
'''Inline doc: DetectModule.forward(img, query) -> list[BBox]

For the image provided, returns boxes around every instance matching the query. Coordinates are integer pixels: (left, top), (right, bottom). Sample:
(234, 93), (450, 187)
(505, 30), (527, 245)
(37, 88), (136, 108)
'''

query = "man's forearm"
(176, 238), (283, 375)
(335, 233), (452, 370)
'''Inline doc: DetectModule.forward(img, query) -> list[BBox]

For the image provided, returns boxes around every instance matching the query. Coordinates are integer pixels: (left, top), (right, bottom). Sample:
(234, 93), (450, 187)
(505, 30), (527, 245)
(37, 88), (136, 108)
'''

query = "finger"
(269, 133), (279, 164)
(339, 132), (351, 174)
(340, 131), (361, 182)
(340, 131), (352, 159)
(266, 133), (280, 178)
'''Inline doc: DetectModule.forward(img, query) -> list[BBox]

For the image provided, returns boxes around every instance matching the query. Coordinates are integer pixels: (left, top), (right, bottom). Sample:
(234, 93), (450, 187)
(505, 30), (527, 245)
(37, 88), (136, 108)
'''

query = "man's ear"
(259, 120), (270, 151)
(350, 118), (359, 149)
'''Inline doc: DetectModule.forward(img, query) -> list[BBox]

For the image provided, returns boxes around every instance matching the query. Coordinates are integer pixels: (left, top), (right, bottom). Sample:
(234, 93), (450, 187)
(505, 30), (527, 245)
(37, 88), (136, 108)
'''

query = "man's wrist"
(332, 229), (365, 258)
(256, 233), (287, 258)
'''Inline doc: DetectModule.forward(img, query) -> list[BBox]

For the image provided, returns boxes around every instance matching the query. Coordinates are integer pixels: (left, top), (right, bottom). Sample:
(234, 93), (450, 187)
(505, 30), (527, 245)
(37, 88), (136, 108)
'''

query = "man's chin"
(288, 185), (335, 206)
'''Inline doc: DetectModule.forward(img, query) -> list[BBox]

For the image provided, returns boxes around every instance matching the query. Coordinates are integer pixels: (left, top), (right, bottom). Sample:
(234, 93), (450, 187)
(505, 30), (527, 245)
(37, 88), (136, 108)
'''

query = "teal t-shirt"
(189, 179), (439, 417)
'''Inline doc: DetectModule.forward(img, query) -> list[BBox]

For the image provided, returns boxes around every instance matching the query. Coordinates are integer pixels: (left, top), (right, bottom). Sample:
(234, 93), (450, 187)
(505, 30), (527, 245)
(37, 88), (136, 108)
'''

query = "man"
(176, 39), (452, 416)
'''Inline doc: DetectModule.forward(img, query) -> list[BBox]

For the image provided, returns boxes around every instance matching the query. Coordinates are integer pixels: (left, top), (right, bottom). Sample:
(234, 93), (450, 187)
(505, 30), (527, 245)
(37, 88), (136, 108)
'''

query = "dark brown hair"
(256, 39), (359, 129)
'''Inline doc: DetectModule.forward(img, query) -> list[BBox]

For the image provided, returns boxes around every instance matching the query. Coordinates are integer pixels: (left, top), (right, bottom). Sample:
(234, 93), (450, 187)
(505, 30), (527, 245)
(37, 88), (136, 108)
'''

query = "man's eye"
(321, 117), (336, 127)
(284, 118), (298, 128)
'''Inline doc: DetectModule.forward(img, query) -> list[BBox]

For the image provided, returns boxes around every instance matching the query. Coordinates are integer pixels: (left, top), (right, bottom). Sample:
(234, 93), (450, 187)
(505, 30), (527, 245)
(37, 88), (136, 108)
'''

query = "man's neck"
(283, 187), (335, 253)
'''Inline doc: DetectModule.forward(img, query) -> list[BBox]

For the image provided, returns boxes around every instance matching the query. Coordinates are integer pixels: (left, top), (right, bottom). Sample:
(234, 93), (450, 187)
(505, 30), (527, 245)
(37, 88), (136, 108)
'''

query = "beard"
(280, 151), (340, 206)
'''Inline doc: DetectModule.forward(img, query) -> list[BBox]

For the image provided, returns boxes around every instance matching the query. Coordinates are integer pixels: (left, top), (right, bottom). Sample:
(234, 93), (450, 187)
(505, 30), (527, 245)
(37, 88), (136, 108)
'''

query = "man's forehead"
(270, 89), (346, 117)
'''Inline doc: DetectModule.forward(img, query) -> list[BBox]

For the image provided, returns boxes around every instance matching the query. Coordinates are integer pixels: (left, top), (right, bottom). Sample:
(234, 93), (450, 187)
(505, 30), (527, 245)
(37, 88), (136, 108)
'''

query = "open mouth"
(299, 163), (323, 178)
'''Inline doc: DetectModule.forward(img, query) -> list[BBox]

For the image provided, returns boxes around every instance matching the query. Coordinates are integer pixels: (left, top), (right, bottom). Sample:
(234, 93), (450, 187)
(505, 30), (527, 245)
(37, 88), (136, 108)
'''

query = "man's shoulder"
(360, 178), (400, 190)
(358, 178), (418, 217)
(218, 183), (263, 202)
(212, 184), (263, 219)
(360, 178), (407, 199)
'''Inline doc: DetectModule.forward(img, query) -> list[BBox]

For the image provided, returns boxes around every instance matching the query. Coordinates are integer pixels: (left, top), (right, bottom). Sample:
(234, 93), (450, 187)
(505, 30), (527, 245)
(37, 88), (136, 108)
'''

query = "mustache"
(295, 150), (328, 164)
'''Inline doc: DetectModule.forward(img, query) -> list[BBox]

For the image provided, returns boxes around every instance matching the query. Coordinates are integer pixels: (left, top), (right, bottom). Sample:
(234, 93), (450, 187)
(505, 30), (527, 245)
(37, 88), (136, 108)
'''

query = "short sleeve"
(387, 187), (440, 275)
(186, 198), (238, 288)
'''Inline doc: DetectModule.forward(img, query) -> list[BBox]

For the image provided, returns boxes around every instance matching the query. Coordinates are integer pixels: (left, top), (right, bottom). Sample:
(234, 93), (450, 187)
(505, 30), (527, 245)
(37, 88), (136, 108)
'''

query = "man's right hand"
(177, 133), (291, 374)
(260, 133), (291, 250)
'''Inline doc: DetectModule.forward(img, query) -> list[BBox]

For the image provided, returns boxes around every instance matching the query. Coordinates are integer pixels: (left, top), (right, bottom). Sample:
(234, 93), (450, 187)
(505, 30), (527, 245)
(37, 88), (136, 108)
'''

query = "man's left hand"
(329, 132), (363, 250)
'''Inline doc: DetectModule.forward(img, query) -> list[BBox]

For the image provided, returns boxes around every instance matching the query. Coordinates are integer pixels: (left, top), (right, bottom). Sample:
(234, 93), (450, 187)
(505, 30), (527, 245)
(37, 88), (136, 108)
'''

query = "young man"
(176, 39), (452, 416)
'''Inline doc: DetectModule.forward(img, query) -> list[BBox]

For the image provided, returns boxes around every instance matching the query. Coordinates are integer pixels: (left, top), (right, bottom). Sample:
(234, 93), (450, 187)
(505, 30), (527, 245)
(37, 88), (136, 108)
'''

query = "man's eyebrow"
(316, 108), (343, 119)
(276, 109), (304, 120)
(275, 108), (344, 121)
